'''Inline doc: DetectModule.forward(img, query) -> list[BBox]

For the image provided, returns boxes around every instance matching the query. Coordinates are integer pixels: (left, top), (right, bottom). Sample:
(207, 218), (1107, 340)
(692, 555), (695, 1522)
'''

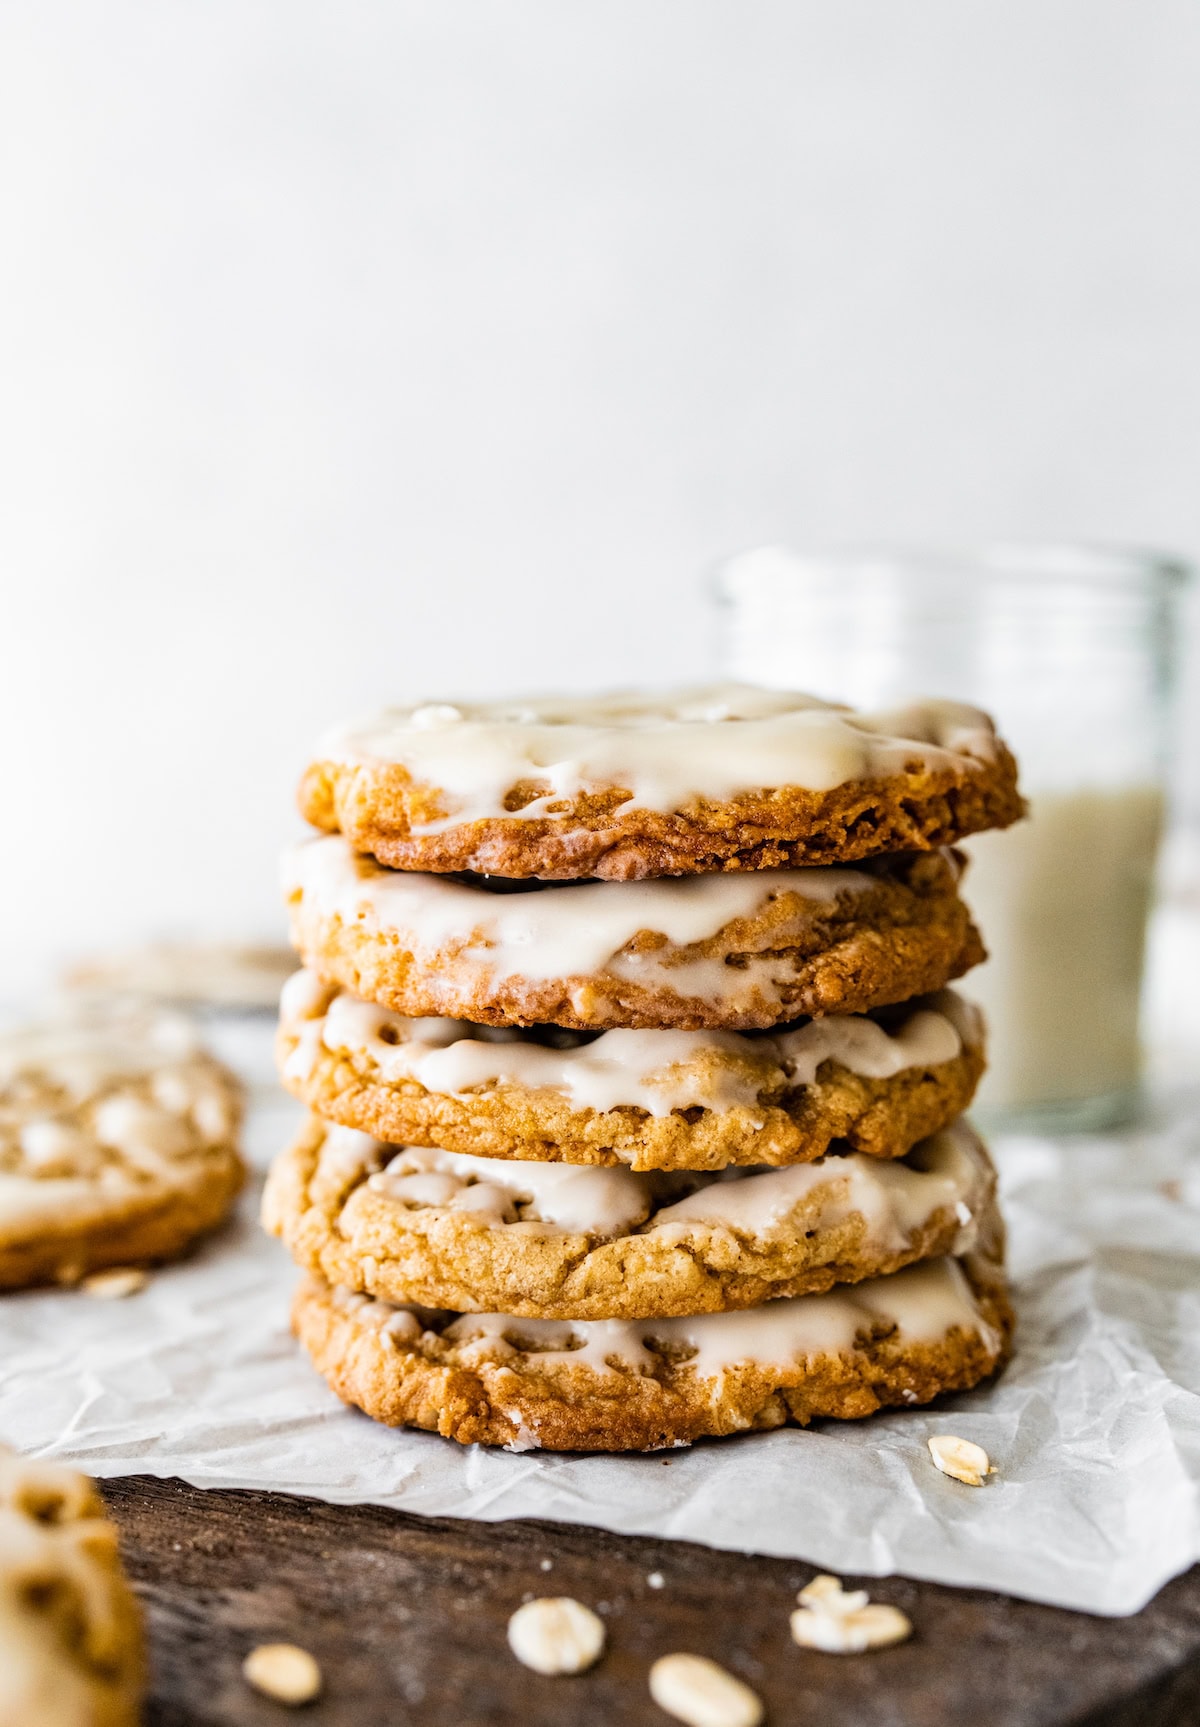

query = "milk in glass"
(714, 543), (1189, 1130)
(964, 785), (1164, 1114)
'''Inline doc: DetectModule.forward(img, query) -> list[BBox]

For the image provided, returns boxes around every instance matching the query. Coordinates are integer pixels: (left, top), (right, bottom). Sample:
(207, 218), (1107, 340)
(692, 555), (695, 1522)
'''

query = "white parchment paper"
(2, 1025), (1199, 1618)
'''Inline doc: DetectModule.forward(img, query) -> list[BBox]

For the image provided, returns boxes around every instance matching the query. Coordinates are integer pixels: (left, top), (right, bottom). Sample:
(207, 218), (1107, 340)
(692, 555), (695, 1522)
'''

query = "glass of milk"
(712, 544), (1191, 1131)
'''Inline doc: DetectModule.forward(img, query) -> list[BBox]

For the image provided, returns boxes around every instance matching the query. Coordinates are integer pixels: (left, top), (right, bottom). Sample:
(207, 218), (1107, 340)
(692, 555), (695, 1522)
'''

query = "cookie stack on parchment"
(264, 685), (1023, 1452)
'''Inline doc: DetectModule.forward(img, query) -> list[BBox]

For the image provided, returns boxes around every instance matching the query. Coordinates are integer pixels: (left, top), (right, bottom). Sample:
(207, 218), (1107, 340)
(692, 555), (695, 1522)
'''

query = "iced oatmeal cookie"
(284, 839), (984, 1032)
(299, 684), (1023, 880)
(291, 1239), (1012, 1451)
(0, 1011), (245, 1289)
(264, 1116), (995, 1320)
(276, 972), (984, 1169)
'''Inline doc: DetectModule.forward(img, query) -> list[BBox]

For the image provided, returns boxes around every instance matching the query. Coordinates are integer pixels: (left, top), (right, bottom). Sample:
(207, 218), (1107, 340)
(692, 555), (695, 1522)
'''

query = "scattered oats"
(647, 1571), (665, 1589)
(242, 1643), (322, 1705)
(797, 1574), (868, 1614)
(791, 1574), (912, 1654)
(790, 1602), (912, 1653)
(928, 1434), (992, 1487)
(507, 1597), (605, 1676)
(81, 1267), (147, 1299)
(649, 1654), (763, 1727)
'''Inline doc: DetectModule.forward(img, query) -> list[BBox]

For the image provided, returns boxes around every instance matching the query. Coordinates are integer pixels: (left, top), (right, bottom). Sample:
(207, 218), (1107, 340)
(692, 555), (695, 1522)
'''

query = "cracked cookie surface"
(291, 1241), (1012, 1451)
(285, 840), (984, 1031)
(277, 972), (984, 1169)
(300, 684), (1023, 880)
(0, 1010), (245, 1289)
(264, 1116), (995, 1320)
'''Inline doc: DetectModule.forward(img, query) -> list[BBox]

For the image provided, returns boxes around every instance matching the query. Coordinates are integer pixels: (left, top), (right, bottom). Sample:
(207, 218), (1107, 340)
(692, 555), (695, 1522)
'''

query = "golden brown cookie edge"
(285, 854), (987, 1031)
(290, 1256), (1014, 1452)
(0, 1145), (246, 1292)
(299, 745), (1024, 880)
(263, 1115), (996, 1320)
(275, 1015), (985, 1169)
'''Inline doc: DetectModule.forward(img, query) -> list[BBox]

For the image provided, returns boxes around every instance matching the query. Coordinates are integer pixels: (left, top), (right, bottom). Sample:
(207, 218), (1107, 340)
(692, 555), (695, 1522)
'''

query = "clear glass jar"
(712, 543), (1192, 1131)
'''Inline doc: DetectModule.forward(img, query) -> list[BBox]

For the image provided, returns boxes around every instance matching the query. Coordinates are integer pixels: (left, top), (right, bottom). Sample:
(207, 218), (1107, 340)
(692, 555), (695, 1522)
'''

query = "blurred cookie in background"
(0, 1009), (245, 1290)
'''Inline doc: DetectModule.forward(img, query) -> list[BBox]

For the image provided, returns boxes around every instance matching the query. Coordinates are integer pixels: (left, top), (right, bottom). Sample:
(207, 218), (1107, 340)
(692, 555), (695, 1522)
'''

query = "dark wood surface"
(101, 1476), (1200, 1727)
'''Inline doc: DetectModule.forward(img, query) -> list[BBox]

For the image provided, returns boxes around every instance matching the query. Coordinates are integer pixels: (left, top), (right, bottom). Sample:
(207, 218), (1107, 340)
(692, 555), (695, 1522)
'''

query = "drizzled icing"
(362, 1139), (651, 1235)
(331, 1122), (990, 1249)
(776, 995), (978, 1086)
(281, 970), (979, 1117)
(355, 1254), (997, 1374)
(650, 1127), (986, 1252)
(284, 836), (876, 988)
(317, 683), (1002, 831)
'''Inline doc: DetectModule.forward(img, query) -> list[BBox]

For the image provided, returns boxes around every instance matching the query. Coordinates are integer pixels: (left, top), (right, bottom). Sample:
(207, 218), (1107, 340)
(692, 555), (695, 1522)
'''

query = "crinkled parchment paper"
(2, 1019), (1198, 1617)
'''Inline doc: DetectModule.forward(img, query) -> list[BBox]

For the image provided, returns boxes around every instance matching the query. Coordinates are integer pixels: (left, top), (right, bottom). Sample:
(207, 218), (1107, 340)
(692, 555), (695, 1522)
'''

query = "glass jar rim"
(712, 540), (1193, 600)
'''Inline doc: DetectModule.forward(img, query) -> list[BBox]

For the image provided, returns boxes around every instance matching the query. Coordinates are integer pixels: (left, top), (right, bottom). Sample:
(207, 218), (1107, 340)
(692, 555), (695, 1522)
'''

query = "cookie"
(0, 1448), (144, 1726)
(277, 970), (984, 1169)
(0, 1011), (245, 1290)
(284, 839), (984, 1031)
(290, 1242), (1013, 1451)
(299, 684), (1022, 880)
(264, 1116), (995, 1320)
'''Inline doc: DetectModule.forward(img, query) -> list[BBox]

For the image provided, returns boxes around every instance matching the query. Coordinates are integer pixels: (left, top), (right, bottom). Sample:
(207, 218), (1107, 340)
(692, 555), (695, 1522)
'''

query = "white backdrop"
(2, 1), (1198, 984)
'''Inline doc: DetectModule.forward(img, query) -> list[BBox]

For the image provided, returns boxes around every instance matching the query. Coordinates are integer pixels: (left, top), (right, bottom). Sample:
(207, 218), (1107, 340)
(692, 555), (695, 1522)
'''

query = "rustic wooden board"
(101, 1476), (1200, 1726)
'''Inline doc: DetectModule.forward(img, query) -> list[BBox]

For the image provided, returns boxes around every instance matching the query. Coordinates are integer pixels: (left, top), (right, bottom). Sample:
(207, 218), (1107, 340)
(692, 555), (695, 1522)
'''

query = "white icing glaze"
(282, 972), (975, 1115)
(771, 1001), (963, 1086)
(279, 967), (330, 1022)
(437, 1254), (995, 1374)
(922, 986), (985, 1048)
(449, 1312), (656, 1374)
(318, 682), (1001, 830)
(338, 1122), (989, 1249)
(366, 1143), (651, 1235)
(649, 1124), (987, 1255)
(284, 836), (874, 989)
(323, 1125), (387, 1173)
(670, 1255), (994, 1373)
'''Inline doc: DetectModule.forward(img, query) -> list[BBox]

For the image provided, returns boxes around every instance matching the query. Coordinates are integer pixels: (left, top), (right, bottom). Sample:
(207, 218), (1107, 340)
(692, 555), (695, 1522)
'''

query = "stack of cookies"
(265, 685), (1023, 1452)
